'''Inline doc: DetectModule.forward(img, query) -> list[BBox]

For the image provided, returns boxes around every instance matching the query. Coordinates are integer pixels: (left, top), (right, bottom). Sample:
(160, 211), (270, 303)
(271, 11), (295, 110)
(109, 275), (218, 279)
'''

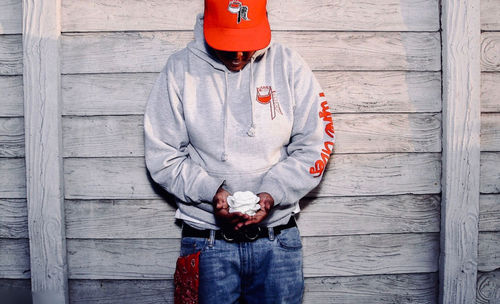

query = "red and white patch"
(256, 86), (283, 120)
(227, 1), (250, 24)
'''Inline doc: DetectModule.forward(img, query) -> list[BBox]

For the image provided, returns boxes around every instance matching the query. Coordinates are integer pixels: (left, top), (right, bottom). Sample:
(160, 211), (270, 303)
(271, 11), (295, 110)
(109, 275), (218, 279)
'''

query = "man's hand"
(213, 186), (249, 231)
(242, 192), (274, 226)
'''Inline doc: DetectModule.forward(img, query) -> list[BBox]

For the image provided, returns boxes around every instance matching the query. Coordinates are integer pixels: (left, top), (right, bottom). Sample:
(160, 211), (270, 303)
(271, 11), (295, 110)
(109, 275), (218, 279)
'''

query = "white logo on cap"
(228, 1), (250, 24)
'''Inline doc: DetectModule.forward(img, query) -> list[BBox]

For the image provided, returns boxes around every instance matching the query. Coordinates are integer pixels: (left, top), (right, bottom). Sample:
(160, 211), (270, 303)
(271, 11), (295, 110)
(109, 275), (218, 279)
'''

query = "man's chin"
(228, 65), (244, 71)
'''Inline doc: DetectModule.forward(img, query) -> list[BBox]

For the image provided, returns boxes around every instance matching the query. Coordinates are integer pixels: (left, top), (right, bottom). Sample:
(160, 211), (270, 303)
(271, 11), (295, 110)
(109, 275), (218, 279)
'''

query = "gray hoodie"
(144, 14), (334, 229)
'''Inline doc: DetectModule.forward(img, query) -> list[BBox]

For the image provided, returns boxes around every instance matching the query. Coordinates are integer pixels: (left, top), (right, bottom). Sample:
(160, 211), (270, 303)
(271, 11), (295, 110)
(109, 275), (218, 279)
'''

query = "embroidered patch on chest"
(256, 86), (283, 120)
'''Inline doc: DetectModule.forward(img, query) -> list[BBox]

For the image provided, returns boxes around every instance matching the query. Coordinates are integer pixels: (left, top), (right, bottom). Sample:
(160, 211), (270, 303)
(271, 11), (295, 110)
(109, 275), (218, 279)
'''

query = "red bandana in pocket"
(174, 251), (201, 304)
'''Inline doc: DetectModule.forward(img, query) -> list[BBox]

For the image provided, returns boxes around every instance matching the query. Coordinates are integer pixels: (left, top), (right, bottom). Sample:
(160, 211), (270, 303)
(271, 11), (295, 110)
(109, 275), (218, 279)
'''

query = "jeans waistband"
(182, 216), (296, 242)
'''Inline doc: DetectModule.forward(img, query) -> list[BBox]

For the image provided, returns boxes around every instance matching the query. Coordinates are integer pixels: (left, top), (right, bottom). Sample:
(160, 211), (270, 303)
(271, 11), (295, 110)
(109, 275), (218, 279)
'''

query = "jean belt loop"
(208, 229), (215, 248)
(268, 227), (275, 241)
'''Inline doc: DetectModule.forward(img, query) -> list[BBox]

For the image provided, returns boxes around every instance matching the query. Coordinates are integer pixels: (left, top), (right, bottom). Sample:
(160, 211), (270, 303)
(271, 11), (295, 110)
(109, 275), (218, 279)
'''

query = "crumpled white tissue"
(227, 191), (261, 216)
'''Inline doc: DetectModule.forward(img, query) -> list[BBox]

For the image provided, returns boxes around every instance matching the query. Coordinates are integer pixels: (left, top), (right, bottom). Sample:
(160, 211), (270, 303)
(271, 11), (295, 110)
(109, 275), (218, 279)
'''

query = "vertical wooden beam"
(440, 0), (480, 303)
(23, 0), (69, 303)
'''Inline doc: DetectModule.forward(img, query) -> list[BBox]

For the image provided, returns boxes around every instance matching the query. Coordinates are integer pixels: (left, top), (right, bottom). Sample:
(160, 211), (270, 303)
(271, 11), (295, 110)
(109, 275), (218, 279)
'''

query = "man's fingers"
(216, 206), (229, 215)
(243, 218), (259, 226)
(226, 211), (247, 219)
(223, 212), (249, 230)
(243, 211), (266, 226)
(217, 210), (248, 221)
(215, 200), (228, 210)
(214, 207), (253, 230)
(234, 221), (245, 230)
(243, 218), (256, 226)
(230, 216), (244, 225)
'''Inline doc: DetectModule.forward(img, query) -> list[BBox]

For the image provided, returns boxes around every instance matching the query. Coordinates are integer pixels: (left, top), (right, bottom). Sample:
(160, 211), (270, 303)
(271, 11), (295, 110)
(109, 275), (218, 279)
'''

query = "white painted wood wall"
(0, 0), (498, 303)
(477, 0), (500, 302)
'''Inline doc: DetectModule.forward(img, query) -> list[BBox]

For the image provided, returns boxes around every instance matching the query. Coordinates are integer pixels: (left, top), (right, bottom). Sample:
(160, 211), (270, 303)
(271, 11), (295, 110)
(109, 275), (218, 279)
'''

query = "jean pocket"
(180, 237), (208, 256)
(276, 226), (302, 250)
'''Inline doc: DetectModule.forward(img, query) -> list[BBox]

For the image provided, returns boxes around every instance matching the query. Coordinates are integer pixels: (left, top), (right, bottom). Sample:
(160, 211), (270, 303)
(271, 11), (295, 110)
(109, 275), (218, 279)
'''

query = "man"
(144, 0), (334, 303)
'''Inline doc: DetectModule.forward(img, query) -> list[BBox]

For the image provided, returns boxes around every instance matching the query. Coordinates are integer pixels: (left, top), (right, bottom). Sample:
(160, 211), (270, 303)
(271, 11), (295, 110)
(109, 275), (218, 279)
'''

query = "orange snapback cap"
(204, 0), (271, 51)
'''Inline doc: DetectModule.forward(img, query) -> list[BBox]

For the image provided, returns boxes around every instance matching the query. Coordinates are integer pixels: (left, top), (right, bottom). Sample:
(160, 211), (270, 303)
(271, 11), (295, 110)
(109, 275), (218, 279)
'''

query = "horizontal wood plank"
(62, 116), (143, 157)
(64, 157), (159, 200)
(69, 279), (174, 304)
(482, 72), (500, 112)
(481, 32), (500, 72)
(61, 71), (442, 115)
(68, 273), (438, 304)
(302, 233), (438, 277)
(481, 0), (500, 30)
(304, 273), (438, 304)
(61, 0), (439, 32)
(64, 153), (441, 199)
(478, 232), (500, 272)
(67, 238), (180, 279)
(333, 113), (441, 153)
(0, 279), (32, 304)
(0, 34), (22, 75)
(62, 73), (156, 115)
(65, 199), (180, 239)
(62, 113), (441, 157)
(0, 199), (27, 238)
(0, 158), (25, 198)
(61, 32), (441, 73)
(0, 76), (23, 116)
(480, 152), (500, 193)
(312, 152), (441, 197)
(0, 238), (30, 279)
(479, 194), (500, 232)
(269, 0), (439, 32)
(64, 194), (440, 239)
(319, 71), (441, 114)
(61, 32), (192, 74)
(298, 195), (440, 236)
(0, 117), (24, 157)
(481, 113), (500, 151)
(66, 233), (438, 279)
(280, 32), (441, 72)
(477, 269), (500, 303)
(0, 0), (22, 34)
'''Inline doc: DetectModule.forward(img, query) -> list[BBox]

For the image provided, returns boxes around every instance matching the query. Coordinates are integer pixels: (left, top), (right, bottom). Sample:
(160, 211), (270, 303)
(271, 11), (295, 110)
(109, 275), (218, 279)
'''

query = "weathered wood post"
(23, 0), (69, 303)
(440, 0), (481, 303)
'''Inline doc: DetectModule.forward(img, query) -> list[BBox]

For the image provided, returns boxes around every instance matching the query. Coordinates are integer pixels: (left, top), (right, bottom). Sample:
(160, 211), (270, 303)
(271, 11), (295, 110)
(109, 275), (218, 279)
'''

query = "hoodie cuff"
(258, 178), (286, 207)
(199, 175), (226, 203)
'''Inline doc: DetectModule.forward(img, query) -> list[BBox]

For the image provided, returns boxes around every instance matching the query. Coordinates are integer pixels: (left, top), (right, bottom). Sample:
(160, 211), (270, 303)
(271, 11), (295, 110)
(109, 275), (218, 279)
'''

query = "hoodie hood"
(187, 14), (227, 71)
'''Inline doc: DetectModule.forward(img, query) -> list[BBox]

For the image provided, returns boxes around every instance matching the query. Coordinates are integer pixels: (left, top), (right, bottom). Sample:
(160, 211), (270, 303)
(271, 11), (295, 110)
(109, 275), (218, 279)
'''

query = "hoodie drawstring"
(221, 71), (229, 161)
(247, 58), (256, 137)
(221, 55), (258, 161)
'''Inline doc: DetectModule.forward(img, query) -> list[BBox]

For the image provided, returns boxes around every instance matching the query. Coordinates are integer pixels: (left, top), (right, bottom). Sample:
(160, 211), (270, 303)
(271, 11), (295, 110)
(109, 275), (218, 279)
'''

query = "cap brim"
(204, 20), (271, 51)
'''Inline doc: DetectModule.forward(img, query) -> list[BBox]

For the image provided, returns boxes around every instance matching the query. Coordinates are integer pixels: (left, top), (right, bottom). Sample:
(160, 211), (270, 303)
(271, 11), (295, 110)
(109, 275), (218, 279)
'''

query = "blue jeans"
(180, 225), (304, 304)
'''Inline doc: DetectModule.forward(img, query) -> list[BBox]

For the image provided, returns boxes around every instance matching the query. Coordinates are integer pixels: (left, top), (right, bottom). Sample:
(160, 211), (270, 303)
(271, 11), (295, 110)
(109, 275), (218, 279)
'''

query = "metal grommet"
(222, 230), (235, 242)
(243, 226), (261, 241)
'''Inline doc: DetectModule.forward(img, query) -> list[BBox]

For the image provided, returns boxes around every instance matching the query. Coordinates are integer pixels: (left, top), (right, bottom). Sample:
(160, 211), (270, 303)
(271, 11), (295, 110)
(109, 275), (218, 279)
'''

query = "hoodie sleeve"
(257, 50), (335, 206)
(144, 58), (224, 204)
